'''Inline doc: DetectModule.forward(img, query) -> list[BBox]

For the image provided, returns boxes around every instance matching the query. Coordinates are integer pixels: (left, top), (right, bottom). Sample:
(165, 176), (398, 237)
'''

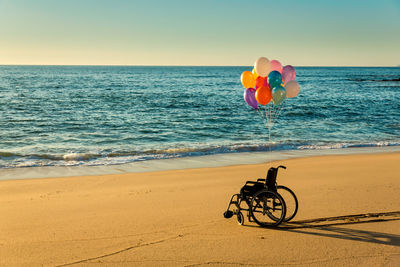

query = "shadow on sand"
(256, 211), (400, 246)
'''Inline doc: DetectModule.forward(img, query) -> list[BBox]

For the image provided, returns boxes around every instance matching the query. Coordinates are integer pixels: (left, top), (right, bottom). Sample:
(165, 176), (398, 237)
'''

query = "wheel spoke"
(250, 189), (286, 227)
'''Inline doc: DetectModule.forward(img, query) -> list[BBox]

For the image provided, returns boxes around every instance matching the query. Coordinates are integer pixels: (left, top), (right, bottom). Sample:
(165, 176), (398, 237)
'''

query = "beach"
(1, 151), (399, 266)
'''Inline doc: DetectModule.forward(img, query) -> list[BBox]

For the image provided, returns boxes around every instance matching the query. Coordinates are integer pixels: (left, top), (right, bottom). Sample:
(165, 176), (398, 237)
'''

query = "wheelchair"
(223, 165), (298, 227)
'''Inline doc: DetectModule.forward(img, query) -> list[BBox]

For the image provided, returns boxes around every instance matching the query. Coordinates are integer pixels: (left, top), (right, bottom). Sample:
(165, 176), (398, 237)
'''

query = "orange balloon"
(255, 86), (272, 105)
(255, 76), (265, 89)
(252, 68), (259, 79)
(241, 71), (256, 88)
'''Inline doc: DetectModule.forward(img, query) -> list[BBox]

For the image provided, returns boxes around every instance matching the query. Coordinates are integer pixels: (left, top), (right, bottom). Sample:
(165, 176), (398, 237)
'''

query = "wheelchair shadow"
(281, 211), (400, 229)
(258, 211), (400, 247)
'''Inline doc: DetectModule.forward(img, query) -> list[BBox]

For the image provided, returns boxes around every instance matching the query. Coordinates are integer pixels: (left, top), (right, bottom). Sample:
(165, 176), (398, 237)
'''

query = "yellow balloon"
(252, 68), (259, 79)
(241, 71), (256, 89)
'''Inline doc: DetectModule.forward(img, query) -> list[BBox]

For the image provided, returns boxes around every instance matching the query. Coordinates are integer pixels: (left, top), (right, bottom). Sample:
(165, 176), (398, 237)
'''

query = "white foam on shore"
(1, 146), (400, 181)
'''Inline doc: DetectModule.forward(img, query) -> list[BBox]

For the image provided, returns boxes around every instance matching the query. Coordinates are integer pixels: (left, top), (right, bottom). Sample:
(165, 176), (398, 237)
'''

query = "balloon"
(285, 80), (300, 98)
(254, 57), (271, 77)
(252, 68), (259, 79)
(270, 60), (283, 74)
(255, 76), (265, 89)
(272, 85), (286, 105)
(282, 65), (296, 83)
(255, 86), (272, 105)
(268, 71), (282, 89)
(243, 88), (258, 109)
(240, 71), (256, 89)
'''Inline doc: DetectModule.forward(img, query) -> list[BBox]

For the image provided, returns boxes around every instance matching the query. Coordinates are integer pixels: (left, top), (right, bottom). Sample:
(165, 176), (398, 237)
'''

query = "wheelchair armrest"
(244, 181), (258, 185)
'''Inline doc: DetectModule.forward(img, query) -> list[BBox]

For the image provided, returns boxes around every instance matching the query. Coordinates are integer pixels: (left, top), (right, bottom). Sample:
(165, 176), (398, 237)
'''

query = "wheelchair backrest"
(266, 167), (278, 190)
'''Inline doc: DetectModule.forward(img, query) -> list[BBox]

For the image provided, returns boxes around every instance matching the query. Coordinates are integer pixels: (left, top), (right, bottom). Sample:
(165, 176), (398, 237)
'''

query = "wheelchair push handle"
(265, 165), (287, 182)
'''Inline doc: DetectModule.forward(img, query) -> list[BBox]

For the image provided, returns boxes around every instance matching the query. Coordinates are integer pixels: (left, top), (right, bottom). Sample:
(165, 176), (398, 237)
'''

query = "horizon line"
(0, 64), (398, 67)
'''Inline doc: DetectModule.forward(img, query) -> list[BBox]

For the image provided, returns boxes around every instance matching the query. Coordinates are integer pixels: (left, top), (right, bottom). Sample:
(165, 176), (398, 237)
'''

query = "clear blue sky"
(0, 0), (399, 66)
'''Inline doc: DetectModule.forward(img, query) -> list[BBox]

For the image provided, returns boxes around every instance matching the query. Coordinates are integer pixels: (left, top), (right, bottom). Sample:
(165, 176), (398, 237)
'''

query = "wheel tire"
(277, 185), (298, 222)
(237, 212), (244, 225)
(250, 189), (286, 227)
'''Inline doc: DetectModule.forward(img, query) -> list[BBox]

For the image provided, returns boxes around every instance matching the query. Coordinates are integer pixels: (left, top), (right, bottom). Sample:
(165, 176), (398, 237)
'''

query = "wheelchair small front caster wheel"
(224, 210), (233, 219)
(237, 212), (244, 225)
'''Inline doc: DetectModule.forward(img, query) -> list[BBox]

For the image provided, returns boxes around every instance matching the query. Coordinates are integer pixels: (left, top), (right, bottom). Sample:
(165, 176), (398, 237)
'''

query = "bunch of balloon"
(241, 57), (300, 148)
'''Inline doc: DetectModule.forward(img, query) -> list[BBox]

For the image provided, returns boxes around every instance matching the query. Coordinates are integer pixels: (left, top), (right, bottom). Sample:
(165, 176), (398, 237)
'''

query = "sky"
(0, 0), (399, 66)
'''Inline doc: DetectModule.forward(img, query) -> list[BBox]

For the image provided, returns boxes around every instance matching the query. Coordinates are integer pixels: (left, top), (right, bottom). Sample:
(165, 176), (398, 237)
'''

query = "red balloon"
(255, 86), (272, 105)
(255, 76), (265, 89)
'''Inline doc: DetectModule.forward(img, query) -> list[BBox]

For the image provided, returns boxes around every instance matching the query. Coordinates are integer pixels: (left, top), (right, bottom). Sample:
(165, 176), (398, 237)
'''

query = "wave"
(0, 152), (101, 161)
(297, 141), (400, 150)
(1, 141), (400, 169)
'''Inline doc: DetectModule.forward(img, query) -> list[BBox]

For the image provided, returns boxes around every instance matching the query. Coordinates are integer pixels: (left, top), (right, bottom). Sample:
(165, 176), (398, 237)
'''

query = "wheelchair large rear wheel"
(250, 189), (286, 227)
(277, 185), (298, 222)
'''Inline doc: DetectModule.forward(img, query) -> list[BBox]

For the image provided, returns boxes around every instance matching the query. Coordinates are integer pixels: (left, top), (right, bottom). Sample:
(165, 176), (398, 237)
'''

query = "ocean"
(0, 66), (399, 169)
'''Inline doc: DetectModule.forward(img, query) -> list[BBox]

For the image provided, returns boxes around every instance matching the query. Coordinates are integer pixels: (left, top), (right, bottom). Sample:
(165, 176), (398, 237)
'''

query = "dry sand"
(1, 152), (400, 266)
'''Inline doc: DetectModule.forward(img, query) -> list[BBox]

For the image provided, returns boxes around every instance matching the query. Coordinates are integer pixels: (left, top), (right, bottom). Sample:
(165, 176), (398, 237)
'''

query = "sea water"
(0, 66), (399, 168)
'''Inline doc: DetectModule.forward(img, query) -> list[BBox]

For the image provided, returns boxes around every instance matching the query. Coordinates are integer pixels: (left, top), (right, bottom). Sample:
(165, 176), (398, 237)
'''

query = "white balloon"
(254, 57), (271, 77)
(285, 80), (300, 98)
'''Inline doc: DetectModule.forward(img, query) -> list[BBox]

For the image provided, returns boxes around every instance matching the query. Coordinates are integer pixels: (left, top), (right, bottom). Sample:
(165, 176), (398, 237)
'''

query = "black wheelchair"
(223, 165), (298, 227)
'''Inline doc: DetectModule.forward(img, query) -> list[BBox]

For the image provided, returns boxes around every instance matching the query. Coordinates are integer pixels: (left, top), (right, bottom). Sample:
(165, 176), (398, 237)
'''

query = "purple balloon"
(244, 88), (258, 109)
(282, 65), (296, 84)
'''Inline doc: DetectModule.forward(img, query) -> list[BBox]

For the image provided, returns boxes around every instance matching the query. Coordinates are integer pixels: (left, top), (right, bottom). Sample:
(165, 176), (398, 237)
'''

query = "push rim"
(250, 189), (286, 227)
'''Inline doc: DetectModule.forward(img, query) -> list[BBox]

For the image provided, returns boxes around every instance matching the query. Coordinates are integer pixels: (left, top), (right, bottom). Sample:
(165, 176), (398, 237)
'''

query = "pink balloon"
(270, 60), (283, 74)
(282, 65), (296, 84)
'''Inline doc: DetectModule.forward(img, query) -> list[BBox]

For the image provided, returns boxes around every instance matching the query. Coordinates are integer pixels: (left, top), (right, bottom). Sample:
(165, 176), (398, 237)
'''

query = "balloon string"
(271, 102), (277, 131)
(269, 102), (273, 128)
(271, 100), (286, 129)
(257, 107), (268, 134)
(268, 103), (274, 133)
(275, 100), (286, 125)
(268, 103), (271, 130)
(273, 101), (282, 125)
(257, 107), (268, 132)
(260, 100), (287, 166)
(263, 105), (269, 135)
(270, 104), (279, 129)
(271, 102), (277, 164)
(265, 104), (272, 165)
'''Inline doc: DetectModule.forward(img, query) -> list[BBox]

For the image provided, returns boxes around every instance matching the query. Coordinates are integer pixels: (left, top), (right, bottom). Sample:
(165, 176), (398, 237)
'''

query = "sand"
(1, 152), (399, 266)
